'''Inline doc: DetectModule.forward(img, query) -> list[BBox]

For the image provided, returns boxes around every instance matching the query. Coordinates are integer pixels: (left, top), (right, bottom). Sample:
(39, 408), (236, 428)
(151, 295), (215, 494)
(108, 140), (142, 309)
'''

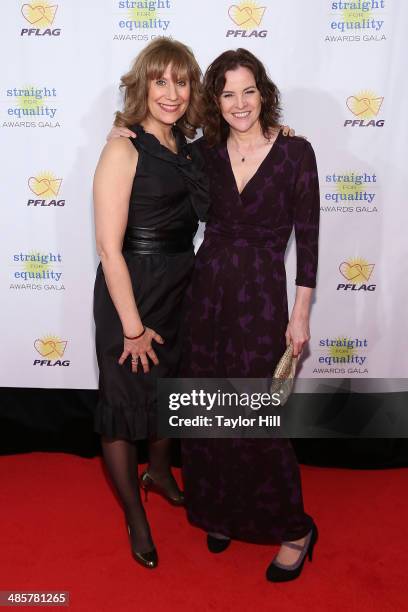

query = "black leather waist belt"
(123, 226), (194, 254)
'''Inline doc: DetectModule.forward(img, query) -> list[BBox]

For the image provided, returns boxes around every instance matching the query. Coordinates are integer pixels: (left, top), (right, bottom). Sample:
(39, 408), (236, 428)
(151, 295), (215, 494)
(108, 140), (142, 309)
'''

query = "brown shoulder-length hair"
(203, 48), (281, 146)
(115, 38), (203, 139)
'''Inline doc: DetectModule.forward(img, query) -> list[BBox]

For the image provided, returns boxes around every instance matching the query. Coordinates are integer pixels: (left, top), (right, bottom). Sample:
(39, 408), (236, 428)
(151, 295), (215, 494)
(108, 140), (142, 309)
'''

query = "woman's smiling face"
(218, 65), (262, 133)
(147, 63), (191, 126)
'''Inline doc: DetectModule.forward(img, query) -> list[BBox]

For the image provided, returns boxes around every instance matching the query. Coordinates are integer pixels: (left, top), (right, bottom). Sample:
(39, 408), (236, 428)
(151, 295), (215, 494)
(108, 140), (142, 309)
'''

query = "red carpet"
(0, 453), (406, 612)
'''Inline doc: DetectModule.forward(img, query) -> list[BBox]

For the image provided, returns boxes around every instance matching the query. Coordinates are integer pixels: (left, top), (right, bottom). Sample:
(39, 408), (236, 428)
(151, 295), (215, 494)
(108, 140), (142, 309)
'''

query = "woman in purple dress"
(181, 49), (320, 582)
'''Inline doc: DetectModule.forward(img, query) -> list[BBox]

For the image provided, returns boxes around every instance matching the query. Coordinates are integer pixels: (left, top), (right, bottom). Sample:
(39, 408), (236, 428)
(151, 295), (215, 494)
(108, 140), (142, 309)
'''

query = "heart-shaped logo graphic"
(228, 5), (253, 26)
(339, 262), (374, 283)
(34, 338), (67, 359)
(346, 95), (383, 118)
(28, 176), (62, 197)
(346, 96), (370, 116)
(21, 4), (57, 27)
(228, 4), (266, 27)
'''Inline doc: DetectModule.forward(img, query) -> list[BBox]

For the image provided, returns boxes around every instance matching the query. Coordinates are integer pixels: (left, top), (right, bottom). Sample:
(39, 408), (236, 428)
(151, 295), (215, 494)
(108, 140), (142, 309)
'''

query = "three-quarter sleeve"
(293, 142), (320, 288)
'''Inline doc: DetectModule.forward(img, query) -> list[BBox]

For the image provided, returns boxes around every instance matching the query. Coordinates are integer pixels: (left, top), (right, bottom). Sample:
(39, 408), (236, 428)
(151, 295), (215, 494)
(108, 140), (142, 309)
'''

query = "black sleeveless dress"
(93, 124), (209, 441)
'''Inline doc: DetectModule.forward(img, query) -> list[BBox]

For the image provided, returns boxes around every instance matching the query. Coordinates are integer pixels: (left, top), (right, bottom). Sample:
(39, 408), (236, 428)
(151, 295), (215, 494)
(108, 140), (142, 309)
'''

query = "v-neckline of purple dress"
(224, 129), (283, 198)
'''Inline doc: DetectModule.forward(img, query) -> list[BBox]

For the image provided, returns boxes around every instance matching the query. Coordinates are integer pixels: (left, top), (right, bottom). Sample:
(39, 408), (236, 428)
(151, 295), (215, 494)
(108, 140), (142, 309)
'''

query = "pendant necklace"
(235, 141), (246, 163)
(231, 135), (272, 163)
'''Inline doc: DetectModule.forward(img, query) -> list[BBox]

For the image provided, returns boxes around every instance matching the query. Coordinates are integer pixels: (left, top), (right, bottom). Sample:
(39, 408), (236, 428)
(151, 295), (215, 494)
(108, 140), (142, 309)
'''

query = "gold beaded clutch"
(270, 343), (298, 406)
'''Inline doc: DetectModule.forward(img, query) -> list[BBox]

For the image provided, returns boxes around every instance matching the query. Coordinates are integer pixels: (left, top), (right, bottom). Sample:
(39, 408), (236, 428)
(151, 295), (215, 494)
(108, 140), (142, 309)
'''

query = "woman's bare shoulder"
(100, 136), (137, 163)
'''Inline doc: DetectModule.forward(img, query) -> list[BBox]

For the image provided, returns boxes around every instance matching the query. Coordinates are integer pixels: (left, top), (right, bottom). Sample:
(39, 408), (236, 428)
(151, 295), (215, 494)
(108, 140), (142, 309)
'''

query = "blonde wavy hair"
(115, 38), (203, 139)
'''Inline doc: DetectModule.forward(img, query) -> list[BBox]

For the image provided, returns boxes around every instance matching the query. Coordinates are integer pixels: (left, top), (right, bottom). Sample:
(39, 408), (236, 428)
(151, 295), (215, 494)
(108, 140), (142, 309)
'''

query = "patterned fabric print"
(181, 132), (320, 543)
(184, 132), (319, 378)
(183, 438), (312, 544)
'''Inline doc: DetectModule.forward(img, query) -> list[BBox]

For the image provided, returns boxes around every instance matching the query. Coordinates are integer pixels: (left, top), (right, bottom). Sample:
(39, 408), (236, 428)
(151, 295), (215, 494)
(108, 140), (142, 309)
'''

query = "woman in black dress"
(93, 39), (208, 569)
(181, 49), (320, 582)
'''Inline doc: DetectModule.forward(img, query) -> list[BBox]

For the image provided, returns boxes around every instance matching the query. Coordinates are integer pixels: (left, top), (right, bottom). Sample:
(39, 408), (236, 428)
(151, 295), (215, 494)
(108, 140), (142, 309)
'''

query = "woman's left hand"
(107, 126), (136, 141)
(280, 125), (308, 140)
(280, 124), (295, 137)
(285, 316), (310, 358)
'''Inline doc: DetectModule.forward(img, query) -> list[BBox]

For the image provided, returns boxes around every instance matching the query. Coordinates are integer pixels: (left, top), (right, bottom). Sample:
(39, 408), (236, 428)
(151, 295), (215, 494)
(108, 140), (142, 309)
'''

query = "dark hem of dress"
(185, 510), (314, 545)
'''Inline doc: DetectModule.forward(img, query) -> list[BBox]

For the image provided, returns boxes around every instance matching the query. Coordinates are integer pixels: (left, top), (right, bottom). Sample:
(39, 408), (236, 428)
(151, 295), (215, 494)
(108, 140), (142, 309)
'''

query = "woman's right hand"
(107, 126), (136, 141)
(118, 327), (165, 373)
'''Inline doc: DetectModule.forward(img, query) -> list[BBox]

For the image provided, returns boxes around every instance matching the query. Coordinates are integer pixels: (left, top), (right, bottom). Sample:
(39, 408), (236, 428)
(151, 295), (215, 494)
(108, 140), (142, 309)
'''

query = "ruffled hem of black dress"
(94, 399), (158, 441)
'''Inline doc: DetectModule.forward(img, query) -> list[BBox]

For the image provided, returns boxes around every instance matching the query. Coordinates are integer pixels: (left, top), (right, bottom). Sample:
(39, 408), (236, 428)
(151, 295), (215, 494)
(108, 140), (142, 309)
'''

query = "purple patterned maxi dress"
(181, 131), (320, 543)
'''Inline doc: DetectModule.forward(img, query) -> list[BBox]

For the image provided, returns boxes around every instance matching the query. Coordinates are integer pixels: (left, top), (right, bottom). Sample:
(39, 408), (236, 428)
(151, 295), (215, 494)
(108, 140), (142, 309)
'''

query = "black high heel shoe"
(127, 525), (158, 569)
(266, 523), (318, 582)
(207, 533), (231, 553)
(140, 470), (185, 506)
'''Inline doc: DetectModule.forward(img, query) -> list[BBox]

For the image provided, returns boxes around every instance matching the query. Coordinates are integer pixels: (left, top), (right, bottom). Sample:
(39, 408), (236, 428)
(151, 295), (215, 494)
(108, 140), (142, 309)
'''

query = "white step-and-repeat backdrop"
(1, 1), (406, 389)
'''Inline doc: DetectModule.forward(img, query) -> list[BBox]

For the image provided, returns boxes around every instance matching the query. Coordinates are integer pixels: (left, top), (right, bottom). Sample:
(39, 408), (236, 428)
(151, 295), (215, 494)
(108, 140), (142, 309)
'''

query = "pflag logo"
(337, 257), (376, 291)
(228, 2), (265, 28)
(33, 335), (70, 366)
(35, 336), (66, 359)
(347, 93), (383, 117)
(21, 3), (61, 36)
(226, 1), (267, 38)
(27, 172), (65, 206)
(22, 3), (57, 26)
(344, 91), (384, 127)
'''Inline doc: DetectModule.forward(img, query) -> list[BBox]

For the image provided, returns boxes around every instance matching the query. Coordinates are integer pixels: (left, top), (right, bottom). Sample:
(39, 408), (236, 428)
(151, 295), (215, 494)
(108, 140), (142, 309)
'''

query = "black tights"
(101, 436), (179, 553)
